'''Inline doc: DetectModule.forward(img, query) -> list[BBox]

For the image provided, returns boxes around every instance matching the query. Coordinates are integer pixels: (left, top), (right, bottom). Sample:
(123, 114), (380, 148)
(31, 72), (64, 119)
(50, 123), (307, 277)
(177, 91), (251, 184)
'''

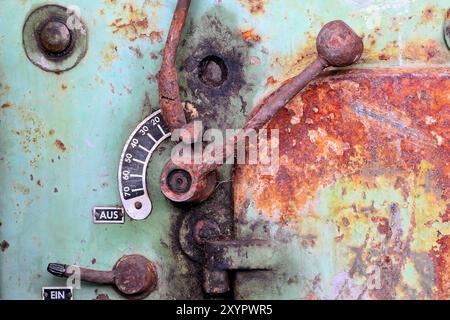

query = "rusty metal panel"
(234, 68), (450, 299)
(0, 0), (449, 300)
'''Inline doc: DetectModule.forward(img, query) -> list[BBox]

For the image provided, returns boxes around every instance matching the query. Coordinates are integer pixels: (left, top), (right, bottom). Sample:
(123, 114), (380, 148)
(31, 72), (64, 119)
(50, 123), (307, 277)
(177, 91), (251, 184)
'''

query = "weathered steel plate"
(234, 68), (450, 299)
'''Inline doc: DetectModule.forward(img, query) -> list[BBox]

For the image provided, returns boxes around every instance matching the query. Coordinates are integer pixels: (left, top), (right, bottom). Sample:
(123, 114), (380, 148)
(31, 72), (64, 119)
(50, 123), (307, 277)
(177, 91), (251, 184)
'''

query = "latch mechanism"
(47, 255), (157, 299)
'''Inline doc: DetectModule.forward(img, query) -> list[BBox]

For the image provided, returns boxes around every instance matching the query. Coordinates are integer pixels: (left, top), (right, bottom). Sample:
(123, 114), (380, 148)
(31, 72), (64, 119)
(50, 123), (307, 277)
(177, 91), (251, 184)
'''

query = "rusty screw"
(38, 20), (72, 55)
(160, 20), (363, 204)
(47, 255), (157, 299)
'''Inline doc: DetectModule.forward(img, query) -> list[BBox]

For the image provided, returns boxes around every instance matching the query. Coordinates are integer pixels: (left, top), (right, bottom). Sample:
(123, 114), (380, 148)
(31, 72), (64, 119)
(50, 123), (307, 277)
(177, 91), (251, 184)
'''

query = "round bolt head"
(316, 20), (364, 67)
(23, 4), (88, 73)
(39, 21), (71, 54)
(113, 255), (157, 298)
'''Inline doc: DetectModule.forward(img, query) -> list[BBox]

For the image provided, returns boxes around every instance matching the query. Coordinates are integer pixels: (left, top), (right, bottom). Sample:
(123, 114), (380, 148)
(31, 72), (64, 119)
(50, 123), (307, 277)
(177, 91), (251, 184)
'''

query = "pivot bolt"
(167, 169), (192, 194)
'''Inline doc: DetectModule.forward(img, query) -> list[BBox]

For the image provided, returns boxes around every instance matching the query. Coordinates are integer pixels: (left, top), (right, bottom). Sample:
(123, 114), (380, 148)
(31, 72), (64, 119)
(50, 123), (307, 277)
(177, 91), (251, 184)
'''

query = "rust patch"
(101, 43), (118, 68)
(54, 139), (66, 152)
(234, 68), (450, 299)
(235, 68), (449, 219)
(239, 0), (267, 15)
(431, 235), (450, 299)
(266, 76), (277, 86)
(0, 240), (10, 252)
(94, 293), (110, 300)
(1, 102), (11, 109)
(128, 46), (143, 58)
(421, 5), (436, 23)
(403, 39), (447, 63)
(241, 29), (261, 44)
(110, 3), (163, 42)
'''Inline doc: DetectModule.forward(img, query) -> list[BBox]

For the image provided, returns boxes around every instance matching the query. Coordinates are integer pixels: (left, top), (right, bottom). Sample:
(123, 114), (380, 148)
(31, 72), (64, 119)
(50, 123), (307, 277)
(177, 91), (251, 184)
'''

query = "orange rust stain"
(421, 5), (436, 23)
(241, 29), (261, 44)
(266, 76), (277, 86)
(239, 0), (267, 15)
(110, 3), (163, 42)
(149, 31), (163, 44)
(234, 68), (449, 220)
(61, 84), (67, 90)
(1, 102), (11, 109)
(54, 139), (66, 152)
(431, 235), (450, 299)
(234, 68), (450, 298)
(368, 40), (399, 62)
(403, 39), (447, 64)
(362, 35), (449, 64)
(367, 33), (377, 47)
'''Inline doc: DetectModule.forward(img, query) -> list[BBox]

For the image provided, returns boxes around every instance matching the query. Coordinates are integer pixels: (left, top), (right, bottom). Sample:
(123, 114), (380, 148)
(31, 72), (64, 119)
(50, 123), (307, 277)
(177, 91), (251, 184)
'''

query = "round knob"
(316, 20), (363, 67)
(39, 21), (71, 54)
(113, 255), (157, 297)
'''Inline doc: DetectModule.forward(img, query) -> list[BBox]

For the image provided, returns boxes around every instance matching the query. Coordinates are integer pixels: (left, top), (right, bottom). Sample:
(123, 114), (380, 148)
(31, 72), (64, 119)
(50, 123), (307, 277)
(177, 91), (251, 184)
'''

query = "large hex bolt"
(160, 20), (364, 204)
(47, 255), (157, 299)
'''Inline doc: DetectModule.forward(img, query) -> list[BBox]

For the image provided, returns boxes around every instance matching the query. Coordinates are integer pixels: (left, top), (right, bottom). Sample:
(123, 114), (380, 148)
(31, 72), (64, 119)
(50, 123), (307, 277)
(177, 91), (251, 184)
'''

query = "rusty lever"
(158, 0), (191, 132)
(47, 254), (157, 299)
(160, 20), (364, 204)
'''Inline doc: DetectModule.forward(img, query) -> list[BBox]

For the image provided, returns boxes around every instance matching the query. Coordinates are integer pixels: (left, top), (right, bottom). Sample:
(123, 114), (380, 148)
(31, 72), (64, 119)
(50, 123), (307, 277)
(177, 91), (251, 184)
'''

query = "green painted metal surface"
(0, 0), (449, 299)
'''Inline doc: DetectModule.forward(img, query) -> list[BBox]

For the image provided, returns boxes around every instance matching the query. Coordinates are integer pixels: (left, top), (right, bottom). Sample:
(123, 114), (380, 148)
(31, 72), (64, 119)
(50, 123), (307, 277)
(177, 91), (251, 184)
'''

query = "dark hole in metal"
(198, 55), (228, 87)
(134, 201), (143, 210)
(167, 169), (192, 194)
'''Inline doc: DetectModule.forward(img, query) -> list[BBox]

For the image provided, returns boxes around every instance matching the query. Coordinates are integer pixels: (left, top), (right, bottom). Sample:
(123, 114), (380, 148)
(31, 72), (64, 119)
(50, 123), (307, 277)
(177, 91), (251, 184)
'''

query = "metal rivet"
(39, 21), (72, 54)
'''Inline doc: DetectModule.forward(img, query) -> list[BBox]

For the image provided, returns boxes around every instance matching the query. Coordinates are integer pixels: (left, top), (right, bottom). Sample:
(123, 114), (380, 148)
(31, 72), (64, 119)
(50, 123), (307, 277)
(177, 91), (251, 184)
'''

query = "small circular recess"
(167, 169), (192, 194)
(198, 55), (228, 87)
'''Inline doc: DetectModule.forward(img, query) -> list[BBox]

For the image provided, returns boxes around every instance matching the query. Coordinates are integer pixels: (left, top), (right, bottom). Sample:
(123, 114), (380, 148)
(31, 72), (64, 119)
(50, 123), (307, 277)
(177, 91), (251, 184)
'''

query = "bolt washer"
(23, 4), (88, 73)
